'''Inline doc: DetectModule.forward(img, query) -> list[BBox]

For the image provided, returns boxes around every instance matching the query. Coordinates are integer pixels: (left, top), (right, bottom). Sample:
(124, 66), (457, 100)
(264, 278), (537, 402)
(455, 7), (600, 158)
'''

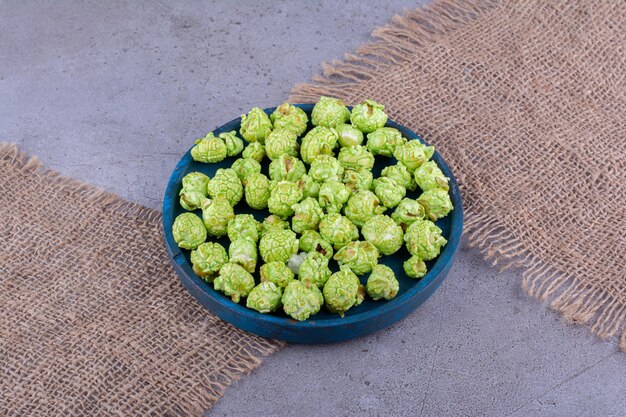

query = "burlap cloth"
(291, 0), (625, 350)
(0, 144), (283, 415)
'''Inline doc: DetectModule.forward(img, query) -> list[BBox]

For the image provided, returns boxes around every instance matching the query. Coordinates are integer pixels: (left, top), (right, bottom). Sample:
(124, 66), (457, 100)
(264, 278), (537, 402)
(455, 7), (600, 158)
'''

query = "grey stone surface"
(1, 1), (624, 417)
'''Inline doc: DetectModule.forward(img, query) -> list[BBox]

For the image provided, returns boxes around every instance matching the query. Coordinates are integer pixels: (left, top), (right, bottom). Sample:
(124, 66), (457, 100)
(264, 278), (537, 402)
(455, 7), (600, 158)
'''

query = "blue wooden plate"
(162, 104), (463, 343)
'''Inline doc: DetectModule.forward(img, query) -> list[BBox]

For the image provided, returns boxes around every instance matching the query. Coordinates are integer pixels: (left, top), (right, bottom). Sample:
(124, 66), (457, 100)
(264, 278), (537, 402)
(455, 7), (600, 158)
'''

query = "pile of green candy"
(172, 97), (453, 321)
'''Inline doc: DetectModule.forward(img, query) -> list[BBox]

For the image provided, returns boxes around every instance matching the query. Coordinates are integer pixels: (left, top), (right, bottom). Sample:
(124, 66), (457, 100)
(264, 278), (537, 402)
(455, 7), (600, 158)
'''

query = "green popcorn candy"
(350, 99), (387, 133)
(393, 140), (434, 173)
(179, 172), (210, 211)
(269, 154), (306, 182)
(342, 168), (374, 192)
(337, 145), (375, 171)
(270, 103), (309, 137)
(404, 218), (447, 261)
(190, 242), (228, 281)
(240, 107), (273, 144)
(298, 230), (333, 259)
(242, 142), (266, 162)
(361, 214), (404, 256)
(282, 280), (322, 321)
(227, 214), (260, 243)
(311, 96), (350, 128)
(298, 251), (332, 289)
(373, 177), (406, 208)
(414, 160), (450, 192)
(268, 180), (303, 218)
(366, 264), (399, 300)
(366, 127), (406, 157)
(264, 128), (299, 161)
(243, 172), (270, 210)
(207, 168), (243, 206)
(300, 126), (338, 164)
(228, 238), (258, 273)
(335, 123), (364, 148)
(191, 132), (228, 163)
(259, 229), (299, 263)
(344, 190), (385, 227)
(260, 261), (295, 288)
(246, 281), (283, 313)
(381, 164), (416, 192)
(201, 197), (234, 237)
(318, 180), (351, 214)
(291, 197), (324, 234)
(403, 255), (427, 279)
(296, 174), (320, 199)
(308, 155), (344, 183)
(231, 157), (261, 180)
(323, 266), (364, 317)
(213, 263), (255, 303)
(260, 214), (289, 237)
(391, 198), (426, 229)
(172, 212), (206, 250)
(333, 240), (379, 276)
(319, 213), (359, 250)
(219, 130), (244, 157)
(418, 188), (453, 221)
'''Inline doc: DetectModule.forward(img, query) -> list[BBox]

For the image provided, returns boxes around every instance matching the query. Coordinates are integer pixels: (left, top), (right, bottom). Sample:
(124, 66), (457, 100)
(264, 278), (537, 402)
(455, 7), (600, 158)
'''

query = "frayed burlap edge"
(288, 0), (625, 352)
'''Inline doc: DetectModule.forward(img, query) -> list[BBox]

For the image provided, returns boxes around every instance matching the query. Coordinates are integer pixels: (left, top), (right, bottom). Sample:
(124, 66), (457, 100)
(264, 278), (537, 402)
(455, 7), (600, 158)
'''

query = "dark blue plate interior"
(163, 104), (463, 343)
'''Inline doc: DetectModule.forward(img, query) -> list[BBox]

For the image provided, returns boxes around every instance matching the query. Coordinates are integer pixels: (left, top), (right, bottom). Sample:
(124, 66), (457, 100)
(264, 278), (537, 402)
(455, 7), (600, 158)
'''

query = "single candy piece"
(333, 240), (379, 275)
(243, 172), (270, 210)
(308, 155), (344, 183)
(298, 230), (333, 259)
(350, 99), (387, 133)
(337, 145), (375, 171)
(270, 103), (308, 137)
(291, 197), (324, 234)
(282, 280), (322, 321)
(335, 123), (364, 148)
(269, 154), (306, 182)
(190, 242), (228, 281)
(296, 174), (320, 199)
(259, 229), (299, 263)
(242, 142), (266, 162)
(344, 190), (385, 227)
(391, 198), (426, 230)
(213, 263), (255, 303)
(219, 130), (244, 157)
(260, 214), (289, 237)
(361, 214), (404, 256)
(381, 164), (417, 192)
(323, 266), (364, 317)
(228, 238), (258, 273)
(207, 168), (243, 206)
(342, 168), (374, 192)
(240, 107), (272, 144)
(418, 188), (453, 221)
(403, 255), (427, 279)
(268, 180), (303, 218)
(228, 214), (260, 243)
(264, 128), (299, 160)
(191, 133), (227, 163)
(311, 96), (350, 128)
(393, 140), (434, 172)
(300, 126), (338, 164)
(172, 212), (206, 250)
(260, 261), (295, 289)
(298, 251), (332, 289)
(318, 180), (351, 214)
(231, 157), (261, 180)
(373, 177), (406, 208)
(319, 213), (359, 250)
(201, 197), (234, 237)
(404, 218), (447, 261)
(366, 265), (399, 300)
(414, 161), (450, 192)
(366, 127), (406, 157)
(246, 281), (283, 313)
(179, 172), (210, 211)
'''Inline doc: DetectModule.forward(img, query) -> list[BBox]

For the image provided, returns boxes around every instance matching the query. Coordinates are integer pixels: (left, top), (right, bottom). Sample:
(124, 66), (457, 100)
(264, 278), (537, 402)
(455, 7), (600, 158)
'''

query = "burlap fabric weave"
(291, 0), (625, 350)
(0, 144), (283, 415)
